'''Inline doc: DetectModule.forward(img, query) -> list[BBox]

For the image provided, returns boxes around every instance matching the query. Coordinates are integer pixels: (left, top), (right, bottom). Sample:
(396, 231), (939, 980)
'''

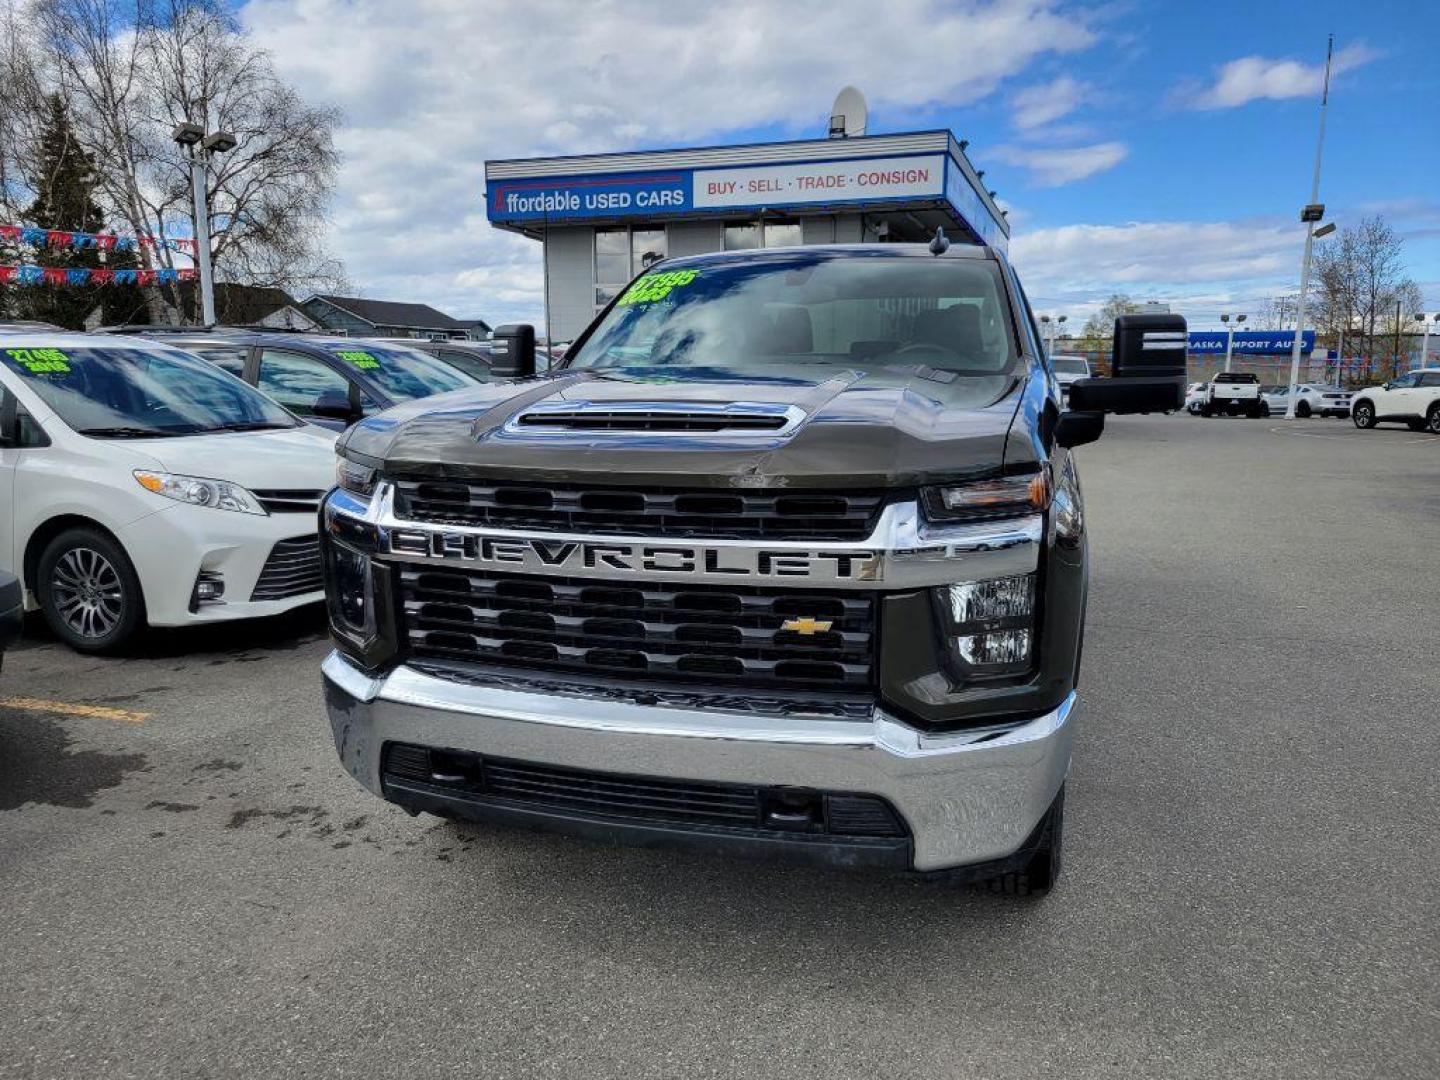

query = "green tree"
(1081, 294), (1138, 340)
(14, 94), (146, 328)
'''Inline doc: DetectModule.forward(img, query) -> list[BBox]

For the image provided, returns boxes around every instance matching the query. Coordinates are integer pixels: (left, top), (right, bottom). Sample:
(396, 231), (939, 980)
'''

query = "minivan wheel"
(36, 528), (145, 653)
(986, 784), (1065, 898)
(1352, 401), (1376, 429)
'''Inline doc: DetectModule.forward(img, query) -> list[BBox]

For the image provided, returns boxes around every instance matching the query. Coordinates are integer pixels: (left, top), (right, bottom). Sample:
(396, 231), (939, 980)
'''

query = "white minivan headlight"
(134, 471), (267, 516)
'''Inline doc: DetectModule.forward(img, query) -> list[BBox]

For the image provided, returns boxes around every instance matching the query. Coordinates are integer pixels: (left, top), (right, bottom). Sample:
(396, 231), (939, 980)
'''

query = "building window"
(724, 220), (802, 250)
(595, 226), (668, 309)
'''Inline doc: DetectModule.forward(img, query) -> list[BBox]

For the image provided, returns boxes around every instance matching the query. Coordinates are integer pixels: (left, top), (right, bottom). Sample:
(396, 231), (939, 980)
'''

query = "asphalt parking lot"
(2, 413), (1437, 1080)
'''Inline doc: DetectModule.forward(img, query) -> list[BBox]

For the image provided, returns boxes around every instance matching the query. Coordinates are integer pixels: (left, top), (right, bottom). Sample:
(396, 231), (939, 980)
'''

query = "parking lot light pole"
(1221, 313), (1246, 372)
(172, 122), (236, 327)
(1284, 35), (1334, 420)
(1417, 313), (1437, 372)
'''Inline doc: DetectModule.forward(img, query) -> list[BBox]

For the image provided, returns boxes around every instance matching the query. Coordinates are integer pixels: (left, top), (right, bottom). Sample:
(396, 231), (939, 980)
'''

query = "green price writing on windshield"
(335, 350), (381, 369)
(4, 347), (71, 375)
(616, 269), (698, 306)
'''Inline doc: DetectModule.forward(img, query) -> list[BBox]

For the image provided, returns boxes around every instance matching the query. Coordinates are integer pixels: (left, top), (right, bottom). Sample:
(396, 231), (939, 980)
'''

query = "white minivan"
(0, 334), (337, 652)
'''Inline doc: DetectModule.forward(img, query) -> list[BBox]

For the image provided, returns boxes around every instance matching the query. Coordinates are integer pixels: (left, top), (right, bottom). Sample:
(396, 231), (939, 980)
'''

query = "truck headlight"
(134, 471), (266, 515)
(936, 573), (1036, 677)
(335, 457), (377, 498)
(922, 470), (1050, 522)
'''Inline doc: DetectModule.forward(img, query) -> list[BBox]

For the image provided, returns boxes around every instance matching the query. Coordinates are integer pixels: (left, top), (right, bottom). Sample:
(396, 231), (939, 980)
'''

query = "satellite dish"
(828, 86), (867, 139)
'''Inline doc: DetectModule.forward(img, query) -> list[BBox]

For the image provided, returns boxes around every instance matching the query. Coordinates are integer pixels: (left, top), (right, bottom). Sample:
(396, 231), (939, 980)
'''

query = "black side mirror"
(1068, 313), (1187, 414)
(490, 323), (537, 379)
(313, 389), (359, 423)
(1055, 410), (1104, 448)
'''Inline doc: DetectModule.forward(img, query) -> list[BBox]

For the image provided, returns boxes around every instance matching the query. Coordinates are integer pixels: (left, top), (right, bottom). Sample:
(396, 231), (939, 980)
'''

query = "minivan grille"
(250, 536), (322, 600)
(400, 566), (875, 691)
(392, 479), (885, 541)
(252, 488), (325, 514)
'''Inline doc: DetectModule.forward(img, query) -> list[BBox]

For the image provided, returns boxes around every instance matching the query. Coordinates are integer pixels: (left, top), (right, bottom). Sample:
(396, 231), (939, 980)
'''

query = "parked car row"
(0, 324), (541, 654)
(1185, 376), (1356, 420)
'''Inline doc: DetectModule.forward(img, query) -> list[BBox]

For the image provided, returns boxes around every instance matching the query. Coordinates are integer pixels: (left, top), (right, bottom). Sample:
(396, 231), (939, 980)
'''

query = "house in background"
(300, 294), (471, 340)
(455, 318), (493, 341)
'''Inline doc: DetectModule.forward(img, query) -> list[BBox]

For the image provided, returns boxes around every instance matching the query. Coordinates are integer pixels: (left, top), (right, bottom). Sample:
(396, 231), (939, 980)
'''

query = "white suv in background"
(0, 334), (337, 652)
(1350, 369), (1440, 433)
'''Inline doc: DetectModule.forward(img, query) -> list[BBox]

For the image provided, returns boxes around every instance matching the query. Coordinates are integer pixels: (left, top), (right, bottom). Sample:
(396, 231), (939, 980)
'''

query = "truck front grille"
(399, 566), (875, 692)
(392, 478), (884, 541)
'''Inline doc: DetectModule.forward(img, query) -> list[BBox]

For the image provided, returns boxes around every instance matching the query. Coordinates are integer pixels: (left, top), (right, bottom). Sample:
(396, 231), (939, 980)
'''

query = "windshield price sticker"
(616, 269), (698, 306)
(4, 347), (71, 375)
(335, 350), (381, 369)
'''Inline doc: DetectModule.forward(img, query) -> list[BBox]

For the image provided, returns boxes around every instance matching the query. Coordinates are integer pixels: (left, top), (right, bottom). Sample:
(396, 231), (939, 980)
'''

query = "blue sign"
(1188, 330), (1315, 354)
(488, 170), (692, 223)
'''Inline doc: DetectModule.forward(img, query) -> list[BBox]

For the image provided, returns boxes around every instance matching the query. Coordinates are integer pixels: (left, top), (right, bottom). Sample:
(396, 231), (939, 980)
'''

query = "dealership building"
(484, 130), (1009, 341)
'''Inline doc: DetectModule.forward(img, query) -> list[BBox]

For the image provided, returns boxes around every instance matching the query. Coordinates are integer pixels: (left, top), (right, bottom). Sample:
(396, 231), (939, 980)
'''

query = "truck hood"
(341, 365), (1026, 489)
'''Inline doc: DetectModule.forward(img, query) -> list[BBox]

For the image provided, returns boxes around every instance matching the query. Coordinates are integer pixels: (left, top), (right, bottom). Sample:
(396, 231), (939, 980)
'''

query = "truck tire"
(986, 784), (1065, 898)
(1428, 404), (1440, 434)
(36, 527), (145, 654)
(1352, 400), (1376, 428)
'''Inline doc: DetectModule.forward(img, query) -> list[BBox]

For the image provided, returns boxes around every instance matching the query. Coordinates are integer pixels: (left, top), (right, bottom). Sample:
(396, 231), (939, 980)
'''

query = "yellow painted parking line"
(0, 697), (150, 724)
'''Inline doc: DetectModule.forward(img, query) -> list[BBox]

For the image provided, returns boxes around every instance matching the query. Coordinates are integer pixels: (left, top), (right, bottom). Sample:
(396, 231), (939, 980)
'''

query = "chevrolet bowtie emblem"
(781, 617), (833, 635)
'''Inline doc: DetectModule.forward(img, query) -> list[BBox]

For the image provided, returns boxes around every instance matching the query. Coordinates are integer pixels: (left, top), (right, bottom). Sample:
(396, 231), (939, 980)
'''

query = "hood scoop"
(507, 400), (804, 435)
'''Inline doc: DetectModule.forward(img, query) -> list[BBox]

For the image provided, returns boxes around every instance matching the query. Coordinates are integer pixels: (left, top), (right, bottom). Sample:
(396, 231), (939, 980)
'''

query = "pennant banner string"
(0, 264), (197, 286)
(0, 223), (197, 254)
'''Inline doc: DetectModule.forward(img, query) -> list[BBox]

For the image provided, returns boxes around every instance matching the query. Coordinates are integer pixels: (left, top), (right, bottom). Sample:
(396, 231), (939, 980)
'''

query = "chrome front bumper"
(323, 652), (1076, 873)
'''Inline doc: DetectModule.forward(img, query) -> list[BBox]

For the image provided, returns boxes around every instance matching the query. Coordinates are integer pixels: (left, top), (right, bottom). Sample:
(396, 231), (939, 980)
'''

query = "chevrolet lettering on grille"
(386, 528), (880, 582)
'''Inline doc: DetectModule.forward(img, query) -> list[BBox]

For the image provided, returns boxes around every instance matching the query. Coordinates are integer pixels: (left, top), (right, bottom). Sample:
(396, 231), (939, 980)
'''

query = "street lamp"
(1416, 312), (1439, 372)
(172, 121), (236, 326)
(1039, 314), (1051, 356)
(1221, 312), (1247, 373)
(1284, 35), (1335, 421)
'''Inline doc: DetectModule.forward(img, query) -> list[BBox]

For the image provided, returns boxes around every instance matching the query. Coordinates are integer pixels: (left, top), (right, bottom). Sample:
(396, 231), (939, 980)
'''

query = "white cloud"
(1011, 76), (1089, 130)
(238, 0), (1095, 323)
(991, 141), (1128, 186)
(1182, 43), (1378, 110)
(1008, 218), (1306, 325)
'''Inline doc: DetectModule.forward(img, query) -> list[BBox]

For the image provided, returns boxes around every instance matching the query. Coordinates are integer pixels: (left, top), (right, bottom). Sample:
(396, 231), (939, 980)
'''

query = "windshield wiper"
(212, 421), (296, 432)
(76, 426), (185, 438)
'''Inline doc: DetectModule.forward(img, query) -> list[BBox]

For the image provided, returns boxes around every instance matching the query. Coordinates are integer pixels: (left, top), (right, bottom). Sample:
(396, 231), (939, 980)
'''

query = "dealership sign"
(1187, 330), (1315, 354)
(486, 153), (1004, 250)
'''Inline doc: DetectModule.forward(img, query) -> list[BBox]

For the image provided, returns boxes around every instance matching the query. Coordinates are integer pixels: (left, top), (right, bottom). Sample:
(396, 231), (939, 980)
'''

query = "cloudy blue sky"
(239, 0), (1440, 330)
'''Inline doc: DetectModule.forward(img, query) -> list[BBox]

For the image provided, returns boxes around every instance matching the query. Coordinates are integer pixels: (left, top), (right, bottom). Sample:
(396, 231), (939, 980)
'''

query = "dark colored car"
(100, 330), (480, 430)
(368, 338), (502, 384)
(319, 243), (1184, 896)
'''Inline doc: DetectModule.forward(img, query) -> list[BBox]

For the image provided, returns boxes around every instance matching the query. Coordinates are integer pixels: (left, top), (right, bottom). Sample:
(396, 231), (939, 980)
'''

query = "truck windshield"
(319, 343), (476, 401)
(564, 254), (1018, 376)
(2, 344), (299, 437)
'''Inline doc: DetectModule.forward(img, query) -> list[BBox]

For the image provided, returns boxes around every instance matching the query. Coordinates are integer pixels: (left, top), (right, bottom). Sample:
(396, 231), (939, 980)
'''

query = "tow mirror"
(1055, 410), (1104, 448)
(1067, 313), (1188, 414)
(490, 323), (537, 379)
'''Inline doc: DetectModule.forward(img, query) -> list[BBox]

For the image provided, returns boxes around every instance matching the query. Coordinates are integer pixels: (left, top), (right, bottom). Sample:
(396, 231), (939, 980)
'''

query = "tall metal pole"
(1284, 35), (1333, 418)
(190, 147), (217, 326)
(1223, 325), (1234, 373)
(1418, 318), (1431, 374)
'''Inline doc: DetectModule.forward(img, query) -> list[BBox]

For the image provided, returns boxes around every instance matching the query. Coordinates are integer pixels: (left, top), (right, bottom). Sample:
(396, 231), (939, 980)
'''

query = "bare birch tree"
(5, 0), (344, 322)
